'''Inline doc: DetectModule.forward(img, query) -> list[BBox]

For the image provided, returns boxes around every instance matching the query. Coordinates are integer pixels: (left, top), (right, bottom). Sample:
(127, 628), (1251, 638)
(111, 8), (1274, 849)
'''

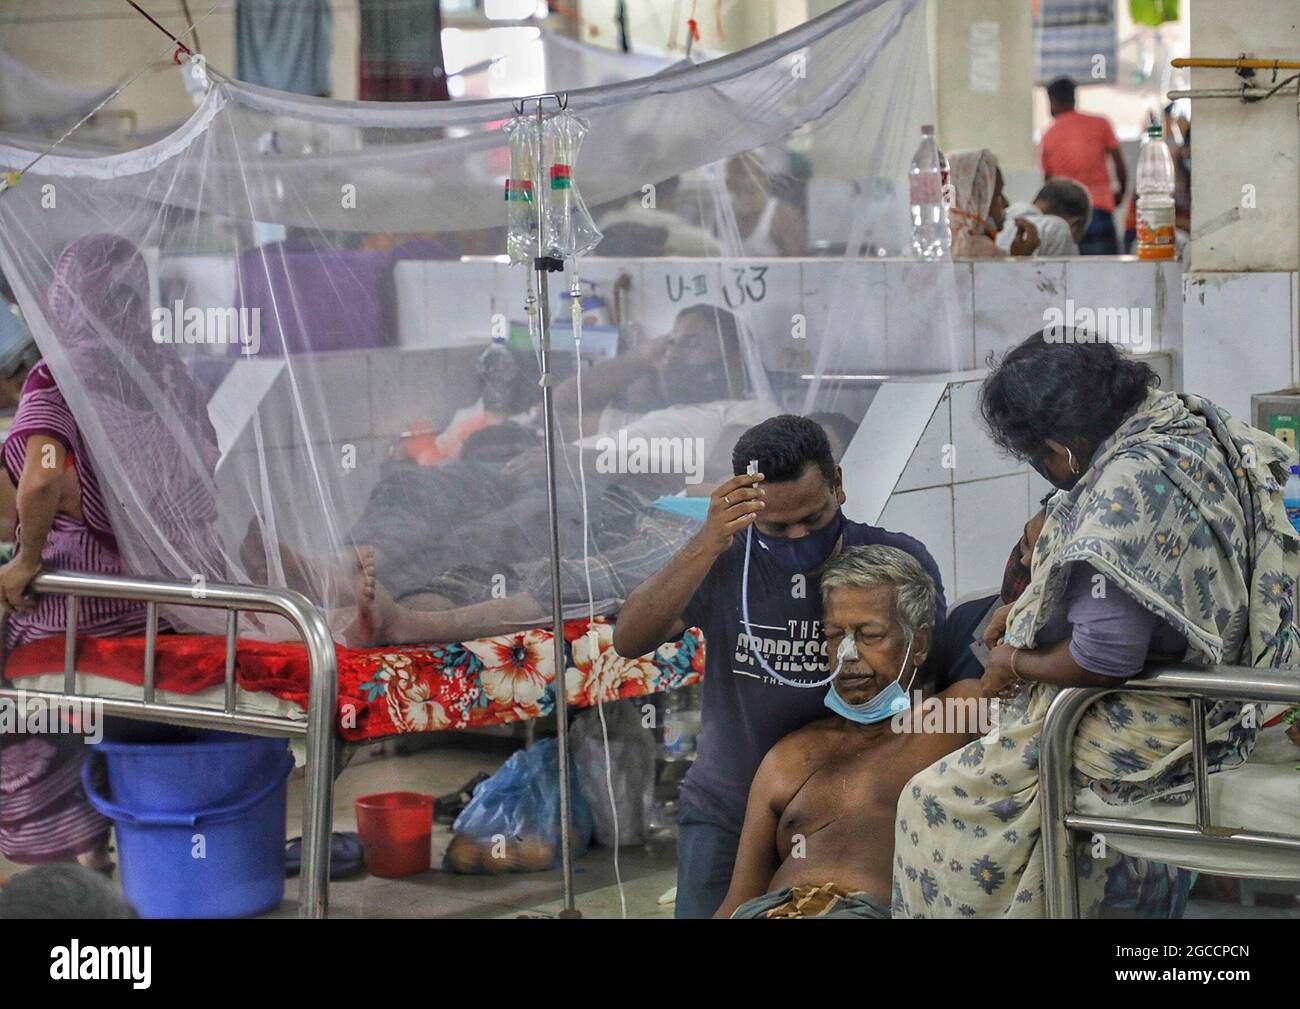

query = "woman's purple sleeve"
(1064, 563), (1184, 678)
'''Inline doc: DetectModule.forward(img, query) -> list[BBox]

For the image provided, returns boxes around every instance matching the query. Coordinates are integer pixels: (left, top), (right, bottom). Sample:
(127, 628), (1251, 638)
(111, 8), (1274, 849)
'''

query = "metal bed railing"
(0, 570), (339, 919)
(1040, 662), (1300, 918)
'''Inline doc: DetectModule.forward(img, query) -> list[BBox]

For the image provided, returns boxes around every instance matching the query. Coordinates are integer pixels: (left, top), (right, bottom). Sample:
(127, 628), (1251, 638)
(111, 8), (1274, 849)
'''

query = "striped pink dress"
(0, 736), (110, 864)
(0, 234), (222, 865)
(2, 361), (148, 649)
(0, 363), (126, 863)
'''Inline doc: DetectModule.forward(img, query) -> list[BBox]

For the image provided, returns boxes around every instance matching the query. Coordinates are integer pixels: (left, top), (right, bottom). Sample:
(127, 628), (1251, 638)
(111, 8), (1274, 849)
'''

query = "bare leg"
(352, 574), (546, 646)
(395, 591), (457, 612)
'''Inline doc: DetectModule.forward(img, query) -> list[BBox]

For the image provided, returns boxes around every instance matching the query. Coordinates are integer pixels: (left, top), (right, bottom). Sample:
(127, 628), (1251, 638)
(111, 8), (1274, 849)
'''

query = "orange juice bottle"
(1135, 124), (1176, 260)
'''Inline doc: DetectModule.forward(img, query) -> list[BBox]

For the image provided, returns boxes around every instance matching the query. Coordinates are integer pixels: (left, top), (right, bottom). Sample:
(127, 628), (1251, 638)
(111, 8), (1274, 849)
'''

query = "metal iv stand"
(513, 91), (580, 918)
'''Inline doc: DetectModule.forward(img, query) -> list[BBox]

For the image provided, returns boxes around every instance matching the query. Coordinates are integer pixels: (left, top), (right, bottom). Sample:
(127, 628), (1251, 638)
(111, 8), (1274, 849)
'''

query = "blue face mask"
(754, 509), (844, 572)
(823, 637), (916, 725)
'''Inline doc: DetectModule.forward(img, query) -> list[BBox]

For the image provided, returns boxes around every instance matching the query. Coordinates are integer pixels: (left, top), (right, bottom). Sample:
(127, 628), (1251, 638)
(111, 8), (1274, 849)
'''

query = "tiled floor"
(273, 736), (679, 919)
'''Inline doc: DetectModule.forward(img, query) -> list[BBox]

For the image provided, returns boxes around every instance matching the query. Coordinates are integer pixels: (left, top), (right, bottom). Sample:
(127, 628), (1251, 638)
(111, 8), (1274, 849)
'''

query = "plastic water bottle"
(1285, 465), (1300, 535)
(910, 124), (950, 260)
(1135, 123), (1176, 260)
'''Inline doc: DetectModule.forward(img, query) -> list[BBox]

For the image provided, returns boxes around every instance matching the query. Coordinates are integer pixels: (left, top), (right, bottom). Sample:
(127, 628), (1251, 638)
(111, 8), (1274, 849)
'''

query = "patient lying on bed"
(716, 545), (982, 919)
(329, 305), (790, 643)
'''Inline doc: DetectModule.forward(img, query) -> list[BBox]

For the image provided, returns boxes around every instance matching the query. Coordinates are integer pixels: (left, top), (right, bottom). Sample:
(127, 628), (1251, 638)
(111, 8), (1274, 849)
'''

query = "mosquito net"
(0, 0), (969, 644)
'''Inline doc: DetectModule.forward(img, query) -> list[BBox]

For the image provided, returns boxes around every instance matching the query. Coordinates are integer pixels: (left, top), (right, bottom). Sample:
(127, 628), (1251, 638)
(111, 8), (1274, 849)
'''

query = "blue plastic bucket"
(83, 737), (293, 919)
(92, 730), (287, 813)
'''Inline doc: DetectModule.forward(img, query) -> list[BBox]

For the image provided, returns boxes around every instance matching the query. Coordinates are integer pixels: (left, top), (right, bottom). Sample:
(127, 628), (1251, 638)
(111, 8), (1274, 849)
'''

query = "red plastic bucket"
(355, 792), (435, 877)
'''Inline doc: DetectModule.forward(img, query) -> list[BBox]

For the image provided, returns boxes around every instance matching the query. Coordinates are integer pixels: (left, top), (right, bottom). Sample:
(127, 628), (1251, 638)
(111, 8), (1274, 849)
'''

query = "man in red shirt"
(1040, 77), (1127, 255)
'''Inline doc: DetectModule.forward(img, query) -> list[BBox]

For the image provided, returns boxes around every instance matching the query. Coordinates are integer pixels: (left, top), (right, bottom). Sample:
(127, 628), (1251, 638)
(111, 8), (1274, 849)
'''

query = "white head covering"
(946, 148), (1000, 257)
(996, 202), (1079, 256)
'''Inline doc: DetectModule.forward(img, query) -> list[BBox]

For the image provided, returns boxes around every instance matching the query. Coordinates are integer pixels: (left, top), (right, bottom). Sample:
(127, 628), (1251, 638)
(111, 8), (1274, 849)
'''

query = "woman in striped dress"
(0, 234), (219, 867)
(0, 359), (149, 646)
(0, 358), (137, 865)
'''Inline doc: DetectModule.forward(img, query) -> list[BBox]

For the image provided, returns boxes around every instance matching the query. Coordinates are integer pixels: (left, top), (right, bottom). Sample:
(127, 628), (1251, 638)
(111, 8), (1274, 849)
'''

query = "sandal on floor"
(434, 772), (491, 824)
(285, 832), (364, 880)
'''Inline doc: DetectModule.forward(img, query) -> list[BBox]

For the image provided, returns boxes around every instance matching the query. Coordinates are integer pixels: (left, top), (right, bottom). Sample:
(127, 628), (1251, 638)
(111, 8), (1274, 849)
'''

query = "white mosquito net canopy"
(0, 0), (968, 642)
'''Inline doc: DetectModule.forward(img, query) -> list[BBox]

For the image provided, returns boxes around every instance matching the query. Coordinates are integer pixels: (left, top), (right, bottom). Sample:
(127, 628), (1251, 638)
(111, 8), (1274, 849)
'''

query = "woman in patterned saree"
(892, 331), (1298, 918)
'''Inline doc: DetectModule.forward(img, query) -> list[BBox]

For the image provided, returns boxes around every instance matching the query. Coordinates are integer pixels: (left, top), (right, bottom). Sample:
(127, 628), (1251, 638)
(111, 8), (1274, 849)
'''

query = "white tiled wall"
(949, 377), (1017, 484)
(879, 485), (956, 603)
(872, 379), (1034, 603)
(953, 473), (1030, 599)
(169, 252), (1184, 377)
(1183, 271), (1297, 421)
(384, 255), (1183, 378)
(884, 260), (976, 372)
(972, 259), (1066, 366)
(895, 390), (952, 493)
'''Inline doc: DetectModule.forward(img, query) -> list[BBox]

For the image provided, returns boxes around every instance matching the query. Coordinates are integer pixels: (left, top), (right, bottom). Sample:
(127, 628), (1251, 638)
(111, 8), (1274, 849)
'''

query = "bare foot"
(77, 847), (114, 874)
(346, 546), (402, 646)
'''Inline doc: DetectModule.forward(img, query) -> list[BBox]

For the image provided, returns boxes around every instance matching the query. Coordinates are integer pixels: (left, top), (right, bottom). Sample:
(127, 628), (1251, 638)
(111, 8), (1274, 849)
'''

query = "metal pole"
(1190, 697), (1212, 829)
(529, 97), (579, 915)
(297, 595), (339, 920)
(1040, 686), (1100, 919)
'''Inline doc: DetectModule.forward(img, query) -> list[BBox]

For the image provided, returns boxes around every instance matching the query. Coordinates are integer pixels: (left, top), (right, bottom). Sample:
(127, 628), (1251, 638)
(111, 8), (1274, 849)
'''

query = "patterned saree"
(892, 389), (1298, 918)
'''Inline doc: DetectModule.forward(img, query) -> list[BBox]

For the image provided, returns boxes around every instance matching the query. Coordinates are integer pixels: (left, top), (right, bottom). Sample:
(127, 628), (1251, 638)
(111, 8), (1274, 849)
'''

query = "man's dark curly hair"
(732, 414), (837, 484)
(979, 330), (1159, 463)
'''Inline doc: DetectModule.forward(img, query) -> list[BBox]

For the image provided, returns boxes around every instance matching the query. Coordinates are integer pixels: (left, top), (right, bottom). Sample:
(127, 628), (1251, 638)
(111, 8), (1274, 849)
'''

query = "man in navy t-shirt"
(613, 415), (946, 918)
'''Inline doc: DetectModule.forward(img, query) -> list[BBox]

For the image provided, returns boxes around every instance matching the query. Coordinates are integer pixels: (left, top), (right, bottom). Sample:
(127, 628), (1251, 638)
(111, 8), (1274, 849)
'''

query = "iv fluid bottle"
(1285, 464), (1300, 535)
(910, 124), (950, 260)
(1136, 124), (1176, 261)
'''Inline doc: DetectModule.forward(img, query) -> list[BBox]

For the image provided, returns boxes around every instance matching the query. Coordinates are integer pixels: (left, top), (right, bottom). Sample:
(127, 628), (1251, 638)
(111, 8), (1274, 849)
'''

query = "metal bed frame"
(1040, 662), (1300, 918)
(0, 570), (339, 919)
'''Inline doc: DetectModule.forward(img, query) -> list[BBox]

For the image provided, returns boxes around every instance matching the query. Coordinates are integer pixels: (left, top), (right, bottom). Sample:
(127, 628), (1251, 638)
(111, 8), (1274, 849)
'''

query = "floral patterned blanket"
(1, 618), (705, 743)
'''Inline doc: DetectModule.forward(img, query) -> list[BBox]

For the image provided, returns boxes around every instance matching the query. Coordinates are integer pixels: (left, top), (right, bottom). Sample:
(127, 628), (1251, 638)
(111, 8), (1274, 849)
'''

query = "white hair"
(819, 544), (935, 640)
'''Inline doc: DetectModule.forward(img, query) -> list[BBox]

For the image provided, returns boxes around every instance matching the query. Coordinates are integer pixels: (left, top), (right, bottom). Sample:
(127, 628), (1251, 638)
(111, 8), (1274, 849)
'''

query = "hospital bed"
(0, 570), (703, 919)
(1040, 663), (1300, 918)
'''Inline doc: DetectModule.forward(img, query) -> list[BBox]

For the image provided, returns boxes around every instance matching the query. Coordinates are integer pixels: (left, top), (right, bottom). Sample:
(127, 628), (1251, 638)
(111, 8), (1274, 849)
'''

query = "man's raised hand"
(698, 472), (765, 557)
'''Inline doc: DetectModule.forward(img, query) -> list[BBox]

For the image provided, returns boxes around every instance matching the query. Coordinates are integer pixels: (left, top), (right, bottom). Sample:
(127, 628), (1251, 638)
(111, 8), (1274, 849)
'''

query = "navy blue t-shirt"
(678, 519), (947, 834)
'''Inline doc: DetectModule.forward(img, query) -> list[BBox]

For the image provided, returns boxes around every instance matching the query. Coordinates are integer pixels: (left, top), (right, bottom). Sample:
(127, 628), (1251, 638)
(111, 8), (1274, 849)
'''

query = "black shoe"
(434, 772), (491, 824)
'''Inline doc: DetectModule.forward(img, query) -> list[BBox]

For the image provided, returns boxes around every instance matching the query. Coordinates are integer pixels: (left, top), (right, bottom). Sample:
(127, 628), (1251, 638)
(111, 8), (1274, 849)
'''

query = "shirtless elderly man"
(716, 544), (982, 919)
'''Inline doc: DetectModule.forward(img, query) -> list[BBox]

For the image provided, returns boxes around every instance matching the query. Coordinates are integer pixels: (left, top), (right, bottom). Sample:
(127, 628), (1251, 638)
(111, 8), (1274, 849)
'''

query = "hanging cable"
(177, 0), (202, 55)
(125, 0), (194, 62)
(568, 263), (627, 920)
(0, 0), (223, 193)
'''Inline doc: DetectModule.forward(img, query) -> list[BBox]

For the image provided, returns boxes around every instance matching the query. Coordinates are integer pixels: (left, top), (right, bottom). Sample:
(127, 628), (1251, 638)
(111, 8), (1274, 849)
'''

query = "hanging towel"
(359, 0), (450, 101)
(236, 0), (333, 97)
(1035, 0), (1117, 85)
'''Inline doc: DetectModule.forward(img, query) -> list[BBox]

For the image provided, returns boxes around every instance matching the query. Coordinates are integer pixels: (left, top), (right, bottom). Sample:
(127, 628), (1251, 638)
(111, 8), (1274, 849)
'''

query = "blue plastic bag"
(445, 738), (594, 874)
